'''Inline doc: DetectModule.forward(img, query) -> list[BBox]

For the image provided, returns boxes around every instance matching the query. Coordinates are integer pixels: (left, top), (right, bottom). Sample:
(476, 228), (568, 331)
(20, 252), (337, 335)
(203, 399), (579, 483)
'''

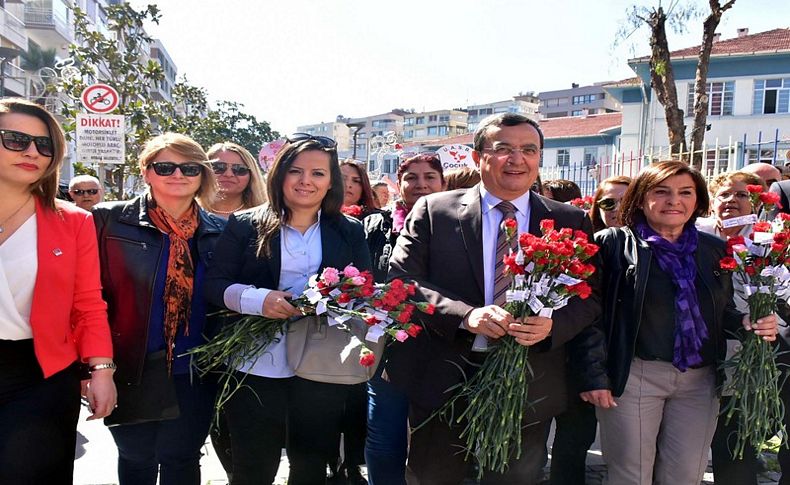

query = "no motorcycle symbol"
(81, 84), (120, 114)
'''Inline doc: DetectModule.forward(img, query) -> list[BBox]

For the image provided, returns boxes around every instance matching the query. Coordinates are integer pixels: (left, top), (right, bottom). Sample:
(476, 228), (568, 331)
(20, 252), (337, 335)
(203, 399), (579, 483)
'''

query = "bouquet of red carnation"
(187, 264), (431, 414)
(341, 204), (364, 218)
(719, 187), (790, 459)
(435, 218), (597, 476)
(569, 195), (595, 211)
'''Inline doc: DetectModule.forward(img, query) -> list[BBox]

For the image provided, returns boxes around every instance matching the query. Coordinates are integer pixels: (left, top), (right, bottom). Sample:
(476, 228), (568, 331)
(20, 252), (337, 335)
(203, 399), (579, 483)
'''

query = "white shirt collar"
(479, 185), (532, 216)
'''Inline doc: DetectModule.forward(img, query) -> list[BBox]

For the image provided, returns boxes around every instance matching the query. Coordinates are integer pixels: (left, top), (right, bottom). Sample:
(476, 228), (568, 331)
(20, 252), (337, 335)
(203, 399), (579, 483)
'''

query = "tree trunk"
(646, 7), (687, 162)
(689, 0), (736, 170)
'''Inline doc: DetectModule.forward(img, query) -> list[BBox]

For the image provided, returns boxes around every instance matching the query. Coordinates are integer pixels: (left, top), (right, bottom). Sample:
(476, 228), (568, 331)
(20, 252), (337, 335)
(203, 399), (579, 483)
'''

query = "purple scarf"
(636, 222), (709, 371)
(392, 202), (409, 233)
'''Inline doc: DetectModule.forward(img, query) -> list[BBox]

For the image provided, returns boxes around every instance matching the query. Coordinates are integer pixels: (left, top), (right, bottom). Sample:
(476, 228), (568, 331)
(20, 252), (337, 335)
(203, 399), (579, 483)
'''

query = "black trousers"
(406, 406), (550, 485)
(549, 397), (598, 485)
(0, 339), (81, 485)
(225, 374), (350, 485)
(330, 381), (368, 471)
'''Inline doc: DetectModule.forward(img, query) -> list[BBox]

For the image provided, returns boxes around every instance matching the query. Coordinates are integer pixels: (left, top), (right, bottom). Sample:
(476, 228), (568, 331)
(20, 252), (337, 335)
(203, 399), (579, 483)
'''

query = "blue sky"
(135, 0), (790, 134)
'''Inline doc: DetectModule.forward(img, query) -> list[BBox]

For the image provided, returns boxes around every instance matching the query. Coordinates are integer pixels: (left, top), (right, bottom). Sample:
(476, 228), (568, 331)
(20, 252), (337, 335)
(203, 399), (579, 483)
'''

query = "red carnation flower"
(754, 221), (772, 232)
(539, 219), (554, 233)
(359, 350), (376, 367)
(719, 257), (738, 271)
(337, 293), (351, 304)
(759, 192), (781, 206)
(746, 184), (764, 194)
(406, 324), (422, 337)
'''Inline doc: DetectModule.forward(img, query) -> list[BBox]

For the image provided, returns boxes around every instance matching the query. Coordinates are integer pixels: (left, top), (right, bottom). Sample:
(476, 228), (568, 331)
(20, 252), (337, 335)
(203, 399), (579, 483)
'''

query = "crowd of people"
(0, 95), (788, 485)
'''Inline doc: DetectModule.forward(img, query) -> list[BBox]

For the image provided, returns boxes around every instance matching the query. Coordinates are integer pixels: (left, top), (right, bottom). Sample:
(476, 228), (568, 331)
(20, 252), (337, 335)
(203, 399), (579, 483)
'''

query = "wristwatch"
(89, 362), (117, 373)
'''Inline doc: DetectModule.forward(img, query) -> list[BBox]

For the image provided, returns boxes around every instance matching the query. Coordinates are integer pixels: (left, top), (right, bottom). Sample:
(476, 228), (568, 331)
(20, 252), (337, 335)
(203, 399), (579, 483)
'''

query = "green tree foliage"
(160, 80), (279, 156)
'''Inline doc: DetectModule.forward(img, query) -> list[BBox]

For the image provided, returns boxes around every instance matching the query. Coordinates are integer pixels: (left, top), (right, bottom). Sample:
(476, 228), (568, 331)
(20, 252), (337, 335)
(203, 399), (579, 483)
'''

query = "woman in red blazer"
(0, 98), (115, 484)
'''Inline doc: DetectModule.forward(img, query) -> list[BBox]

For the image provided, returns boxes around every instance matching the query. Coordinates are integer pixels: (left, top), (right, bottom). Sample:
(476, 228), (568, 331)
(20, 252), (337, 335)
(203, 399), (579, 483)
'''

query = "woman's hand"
(744, 313), (779, 341)
(262, 290), (302, 319)
(580, 389), (617, 408)
(85, 370), (117, 420)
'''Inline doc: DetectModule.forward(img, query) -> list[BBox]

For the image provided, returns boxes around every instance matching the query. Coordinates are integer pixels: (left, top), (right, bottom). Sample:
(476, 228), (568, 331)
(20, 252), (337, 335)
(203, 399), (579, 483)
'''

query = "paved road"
(73, 407), (782, 484)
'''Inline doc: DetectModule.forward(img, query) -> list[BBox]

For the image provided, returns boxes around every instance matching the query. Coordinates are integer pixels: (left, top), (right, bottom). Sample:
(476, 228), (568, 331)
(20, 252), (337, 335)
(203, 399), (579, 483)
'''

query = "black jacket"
(92, 196), (225, 386)
(363, 209), (395, 283)
(204, 207), (372, 310)
(581, 226), (744, 397)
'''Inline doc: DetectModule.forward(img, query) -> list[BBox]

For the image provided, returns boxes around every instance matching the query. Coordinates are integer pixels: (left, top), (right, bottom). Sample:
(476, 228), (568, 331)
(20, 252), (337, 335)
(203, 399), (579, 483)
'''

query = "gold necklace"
(0, 195), (32, 234)
(213, 203), (245, 215)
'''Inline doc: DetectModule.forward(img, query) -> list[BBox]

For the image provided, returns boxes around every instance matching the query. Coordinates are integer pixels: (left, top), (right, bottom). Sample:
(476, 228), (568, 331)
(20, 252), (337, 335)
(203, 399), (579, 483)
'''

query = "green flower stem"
(721, 293), (786, 459)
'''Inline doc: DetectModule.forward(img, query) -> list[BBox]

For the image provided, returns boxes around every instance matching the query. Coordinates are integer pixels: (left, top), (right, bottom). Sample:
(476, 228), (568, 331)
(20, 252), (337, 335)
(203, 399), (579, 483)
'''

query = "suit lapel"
(528, 191), (552, 235)
(458, 186), (485, 297)
(270, 231), (282, 289)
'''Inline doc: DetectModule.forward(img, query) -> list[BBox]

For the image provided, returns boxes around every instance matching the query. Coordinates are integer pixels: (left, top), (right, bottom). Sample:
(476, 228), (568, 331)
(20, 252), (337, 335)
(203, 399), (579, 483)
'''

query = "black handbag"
(104, 350), (180, 427)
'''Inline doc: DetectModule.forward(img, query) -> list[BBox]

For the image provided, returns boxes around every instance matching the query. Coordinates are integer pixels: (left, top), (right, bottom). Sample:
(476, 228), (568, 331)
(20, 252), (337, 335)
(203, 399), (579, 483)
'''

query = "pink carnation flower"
(321, 267), (340, 285)
(343, 265), (360, 277)
(351, 275), (366, 286)
(394, 330), (409, 342)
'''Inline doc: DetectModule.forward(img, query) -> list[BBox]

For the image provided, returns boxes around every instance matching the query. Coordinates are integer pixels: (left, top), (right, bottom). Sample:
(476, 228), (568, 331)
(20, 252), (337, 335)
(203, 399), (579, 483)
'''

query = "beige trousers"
(597, 358), (719, 485)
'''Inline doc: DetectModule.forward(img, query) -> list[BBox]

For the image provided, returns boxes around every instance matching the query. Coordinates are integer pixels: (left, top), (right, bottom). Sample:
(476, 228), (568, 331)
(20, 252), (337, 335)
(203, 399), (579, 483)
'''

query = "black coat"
(204, 207), (372, 310)
(384, 185), (602, 423)
(582, 226), (744, 397)
(92, 196), (226, 386)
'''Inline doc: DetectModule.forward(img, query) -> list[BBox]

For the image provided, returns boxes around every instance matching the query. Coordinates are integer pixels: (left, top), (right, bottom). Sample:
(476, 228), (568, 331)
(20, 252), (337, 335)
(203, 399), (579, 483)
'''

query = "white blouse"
(0, 215), (38, 340)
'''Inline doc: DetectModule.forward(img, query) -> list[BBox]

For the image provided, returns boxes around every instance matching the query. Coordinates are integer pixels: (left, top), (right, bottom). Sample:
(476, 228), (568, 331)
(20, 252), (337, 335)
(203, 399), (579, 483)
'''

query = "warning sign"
(76, 114), (125, 164)
(80, 84), (120, 114)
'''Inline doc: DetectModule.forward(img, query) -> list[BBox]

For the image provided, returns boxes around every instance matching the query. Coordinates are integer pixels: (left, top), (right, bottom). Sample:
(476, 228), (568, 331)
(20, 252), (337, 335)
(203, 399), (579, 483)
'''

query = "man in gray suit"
(384, 113), (604, 484)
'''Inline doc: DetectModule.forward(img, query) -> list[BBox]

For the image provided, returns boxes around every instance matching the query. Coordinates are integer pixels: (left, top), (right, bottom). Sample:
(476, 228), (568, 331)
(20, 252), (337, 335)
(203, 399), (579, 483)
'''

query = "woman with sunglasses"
(590, 175), (632, 232)
(0, 98), (115, 483)
(363, 153), (445, 485)
(206, 142), (267, 218)
(92, 132), (225, 485)
(205, 133), (371, 485)
(695, 171), (768, 485)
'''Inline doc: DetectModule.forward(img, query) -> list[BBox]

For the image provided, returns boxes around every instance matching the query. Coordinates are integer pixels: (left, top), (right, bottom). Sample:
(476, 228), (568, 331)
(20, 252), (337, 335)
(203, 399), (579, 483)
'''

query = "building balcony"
(1, 61), (27, 97)
(0, 6), (27, 51)
(24, 4), (73, 51)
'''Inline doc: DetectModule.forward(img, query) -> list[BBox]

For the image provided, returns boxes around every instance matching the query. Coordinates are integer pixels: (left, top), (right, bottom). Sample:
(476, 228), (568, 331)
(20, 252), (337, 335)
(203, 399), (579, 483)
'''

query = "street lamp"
(346, 121), (366, 159)
(0, 47), (24, 98)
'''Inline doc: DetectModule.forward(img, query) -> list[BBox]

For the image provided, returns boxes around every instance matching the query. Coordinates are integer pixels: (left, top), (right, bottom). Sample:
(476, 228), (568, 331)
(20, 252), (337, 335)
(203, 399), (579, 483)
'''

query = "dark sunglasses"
(148, 161), (204, 177)
(71, 188), (99, 196)
(211, 161), (251, 176)
(598, 198), (619, 212)
(286, 132), (337, 149)
(0, 129), (54, 157)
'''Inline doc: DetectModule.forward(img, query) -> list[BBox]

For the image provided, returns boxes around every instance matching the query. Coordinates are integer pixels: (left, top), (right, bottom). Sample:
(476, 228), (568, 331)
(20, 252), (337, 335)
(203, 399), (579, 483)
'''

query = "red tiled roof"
(540, 113), (622, 139)
(604, 77), (641, 86)
(634, 28), (790, 61)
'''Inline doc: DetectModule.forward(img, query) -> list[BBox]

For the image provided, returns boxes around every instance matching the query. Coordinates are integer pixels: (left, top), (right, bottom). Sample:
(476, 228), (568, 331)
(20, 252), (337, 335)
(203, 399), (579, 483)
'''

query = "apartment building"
(402, 108), (467, 143)
(539, 82), (622, 119)
(466, 95), (539, 132)
(295, 119), (352, 158)
(0, 1), (28, 97)
(149, 38), (177, 103)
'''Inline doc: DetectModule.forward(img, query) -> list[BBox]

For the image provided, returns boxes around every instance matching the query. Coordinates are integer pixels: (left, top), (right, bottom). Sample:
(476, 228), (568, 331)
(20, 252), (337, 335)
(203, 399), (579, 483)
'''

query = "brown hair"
(255, 139), (342, 257)
(590, 175), (632, 232)
(207, 141), (267, 209)
(444, 167), (480, 190)
(620, 160), (709, 228)
(138, 132), (217, 207)
(396, 153), (445, 184)
(0, 98), (67, 210)
(340, 159), (375, 208)
(541, 179), (581, 203)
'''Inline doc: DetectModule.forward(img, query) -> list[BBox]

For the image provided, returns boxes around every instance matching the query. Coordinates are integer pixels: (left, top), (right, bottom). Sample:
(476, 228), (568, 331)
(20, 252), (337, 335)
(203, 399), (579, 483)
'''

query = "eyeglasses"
(286, 132), (337, 149)
(598, 198), (620, 212)
(483, 144), (539, 158)
(210, 161), (251, 176)
(715, 191), (750, 201)
(148, 161), (204, 177)
(0, 130), (54, 157)
(71, 188), (99, 196)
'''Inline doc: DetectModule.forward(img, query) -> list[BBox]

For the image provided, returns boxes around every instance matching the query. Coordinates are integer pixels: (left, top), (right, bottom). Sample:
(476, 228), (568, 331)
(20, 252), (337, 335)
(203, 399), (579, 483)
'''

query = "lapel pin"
(53, 248), (63, 256)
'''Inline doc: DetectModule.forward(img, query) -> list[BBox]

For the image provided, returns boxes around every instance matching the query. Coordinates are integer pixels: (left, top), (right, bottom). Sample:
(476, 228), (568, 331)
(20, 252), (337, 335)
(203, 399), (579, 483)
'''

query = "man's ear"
(472, 150), (481, 168)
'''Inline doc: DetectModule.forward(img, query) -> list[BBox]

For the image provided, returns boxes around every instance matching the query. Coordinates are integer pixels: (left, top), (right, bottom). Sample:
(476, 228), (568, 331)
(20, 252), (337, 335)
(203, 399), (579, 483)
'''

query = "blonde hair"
(0, 98), (67, 210)
(138, 132), (217, 207)
(206, 142), (267, 209)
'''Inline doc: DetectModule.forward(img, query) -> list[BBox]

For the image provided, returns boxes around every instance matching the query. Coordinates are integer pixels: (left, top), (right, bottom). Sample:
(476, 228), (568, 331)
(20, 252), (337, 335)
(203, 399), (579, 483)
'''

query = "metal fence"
(541, 130), (790, 196)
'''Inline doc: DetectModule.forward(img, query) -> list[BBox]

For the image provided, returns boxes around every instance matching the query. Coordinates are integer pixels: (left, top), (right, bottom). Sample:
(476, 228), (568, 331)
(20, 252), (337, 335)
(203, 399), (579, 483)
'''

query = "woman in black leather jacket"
(92, 133), (225, 485)
(579, 161), (778, 485)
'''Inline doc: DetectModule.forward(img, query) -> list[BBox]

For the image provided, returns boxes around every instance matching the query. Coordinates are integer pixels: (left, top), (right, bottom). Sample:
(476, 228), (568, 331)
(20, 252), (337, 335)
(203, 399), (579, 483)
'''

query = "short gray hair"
(68, 175), (102, 191)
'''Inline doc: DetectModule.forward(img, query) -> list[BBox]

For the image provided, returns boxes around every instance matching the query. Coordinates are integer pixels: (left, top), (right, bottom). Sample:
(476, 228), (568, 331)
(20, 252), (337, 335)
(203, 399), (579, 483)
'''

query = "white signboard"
(76, 114), (125, 165)
(437, 144), (476, 171)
